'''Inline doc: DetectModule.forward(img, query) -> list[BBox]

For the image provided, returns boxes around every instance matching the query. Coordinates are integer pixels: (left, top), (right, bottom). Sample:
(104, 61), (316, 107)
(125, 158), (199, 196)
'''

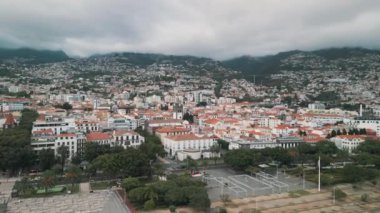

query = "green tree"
(342, 128), (347, 135)
(65, 165), (82, 191)
(92, 154), (119, 178)
(186, 156), (198, 170)
(40, 170), (56, 194)
(316, 140), (338, 155)
(62, 102), (73, 110)
(143, 185), (159, 202)
(16, 177), (34, 195)
(217, 139), (229, 150)
(0, 109), (38, 175)
(57, 145), (69, 175)
(71, 153), (82, 165)
(210, 144), (221, 165)
(153, 163), (165, 176)
(196, 102), (207, 107)
(38, 149), (55, 171)
(144, 199), (156, 210)
(188, 189), (210, 209)
(336, 129), (342, 135)
(129, 187), (148, 204)
(84, 143), (111, 162)
(165, 187), (187, 205)
(183, 112), (194, 123)
(224, 149), (255, 170)
(122, 177), (142, 192)
(342, 164), (363, 183)
(169, 205), (176, 213)
(359, 128), (367, 135)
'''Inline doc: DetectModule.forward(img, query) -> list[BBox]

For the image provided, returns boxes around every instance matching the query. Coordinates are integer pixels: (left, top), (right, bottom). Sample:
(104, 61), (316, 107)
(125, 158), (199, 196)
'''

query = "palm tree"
(294, 166), (304, 180)
(153, 163), (165, 177)
(201, 160), (209, 172)
(65, 165), (82, 191)
(40, 170), (56, 194)
(57, 145), (69, 175)
(210, 144), (221, 165)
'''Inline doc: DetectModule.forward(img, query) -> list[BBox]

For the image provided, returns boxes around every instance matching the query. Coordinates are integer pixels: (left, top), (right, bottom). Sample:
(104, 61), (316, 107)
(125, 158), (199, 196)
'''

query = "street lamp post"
(318, 155), (321, 192)
(302, 169), (305, 190)
(276, 163), (279, 179)
(333, 186), (336, 204)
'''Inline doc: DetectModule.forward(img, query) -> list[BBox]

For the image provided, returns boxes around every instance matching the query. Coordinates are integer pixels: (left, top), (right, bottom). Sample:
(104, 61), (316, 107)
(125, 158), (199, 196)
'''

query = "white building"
(350, 118), (380, 136)
(8, 86), (20, 93)
(112, 130), (145, 149)
(32, 115), (76, 135)
(75, 120), (100, 132)
(308, 102), (326, 110)
(31, 130), (79, 159)
(162, 133), (216, 157)
(86, 130), (145, 149)
(330, 135), (365, 153)
(107, 115), (138, 130)
(229, 140), (278, 150)
(55, 133), (78, 159)
(258, 116), (282, 128)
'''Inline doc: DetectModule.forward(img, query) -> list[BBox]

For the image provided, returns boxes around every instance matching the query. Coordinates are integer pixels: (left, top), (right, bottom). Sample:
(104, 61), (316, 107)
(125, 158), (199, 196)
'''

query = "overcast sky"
(0, 0), (380, 59)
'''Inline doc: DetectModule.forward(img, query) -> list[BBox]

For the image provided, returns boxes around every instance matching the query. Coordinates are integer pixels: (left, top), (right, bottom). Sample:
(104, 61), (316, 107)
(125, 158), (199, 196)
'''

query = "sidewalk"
(79, 182), (90, 193)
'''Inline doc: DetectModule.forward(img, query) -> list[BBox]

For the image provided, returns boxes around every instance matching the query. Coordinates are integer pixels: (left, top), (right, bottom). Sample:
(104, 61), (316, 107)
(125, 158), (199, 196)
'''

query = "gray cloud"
(0, 0), (380, 59)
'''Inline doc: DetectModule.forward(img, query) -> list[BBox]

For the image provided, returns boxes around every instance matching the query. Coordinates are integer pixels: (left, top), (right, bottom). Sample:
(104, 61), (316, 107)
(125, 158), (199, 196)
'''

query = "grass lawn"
(36, 186), (65, 194)
(18, 184), (80, 198)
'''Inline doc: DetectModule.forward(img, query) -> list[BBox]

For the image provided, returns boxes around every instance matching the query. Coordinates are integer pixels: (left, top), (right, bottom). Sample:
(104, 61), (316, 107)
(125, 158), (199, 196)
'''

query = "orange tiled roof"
(156, 127), (190, 133)
(86, 132), (111, 141)
(204, 118), (220, 125)
(113, 130), (138, 136)
(166, 133), (212, 141)
(57, 133), (76, 137)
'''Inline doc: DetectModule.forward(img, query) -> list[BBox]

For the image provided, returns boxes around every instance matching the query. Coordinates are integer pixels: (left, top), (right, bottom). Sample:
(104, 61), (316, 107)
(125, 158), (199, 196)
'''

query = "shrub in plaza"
(361, 193), (369, 202)
(334, 188), (347, 201)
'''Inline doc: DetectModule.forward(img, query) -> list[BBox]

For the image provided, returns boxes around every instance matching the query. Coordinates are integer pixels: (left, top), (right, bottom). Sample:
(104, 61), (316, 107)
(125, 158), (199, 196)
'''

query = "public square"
(6, 189), (128, 213)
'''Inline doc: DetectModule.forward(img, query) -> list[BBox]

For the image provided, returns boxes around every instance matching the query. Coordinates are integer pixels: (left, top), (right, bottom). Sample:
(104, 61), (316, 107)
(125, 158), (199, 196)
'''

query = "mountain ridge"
(1, 46), (380, 76)
(0, 47), (69, 64)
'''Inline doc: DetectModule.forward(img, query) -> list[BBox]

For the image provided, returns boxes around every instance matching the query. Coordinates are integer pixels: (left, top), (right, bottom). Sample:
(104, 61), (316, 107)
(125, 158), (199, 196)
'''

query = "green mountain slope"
(0, 47), (69, 63)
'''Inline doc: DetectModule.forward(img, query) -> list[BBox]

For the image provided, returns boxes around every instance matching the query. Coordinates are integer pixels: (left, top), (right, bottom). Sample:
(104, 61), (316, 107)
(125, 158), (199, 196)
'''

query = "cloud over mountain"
(1, 0), (380, 59)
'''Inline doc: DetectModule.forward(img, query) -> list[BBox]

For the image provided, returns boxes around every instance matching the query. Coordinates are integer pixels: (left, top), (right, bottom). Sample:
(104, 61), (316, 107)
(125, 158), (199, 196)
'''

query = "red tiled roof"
(112, 130), (138, 136)
(204, 119), (220, 125)
(166, 133), (213, 141)
(148, 119), (182, 124)
(58, 133), (76, 138)
(86, 132), (111, 141)
(156, 127), (190, 133)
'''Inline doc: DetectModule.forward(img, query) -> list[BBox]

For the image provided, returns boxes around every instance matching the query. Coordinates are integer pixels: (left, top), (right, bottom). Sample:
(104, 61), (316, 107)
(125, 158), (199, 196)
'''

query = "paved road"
(103, 191), (129, 213)
(0, 178), (17, 203)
